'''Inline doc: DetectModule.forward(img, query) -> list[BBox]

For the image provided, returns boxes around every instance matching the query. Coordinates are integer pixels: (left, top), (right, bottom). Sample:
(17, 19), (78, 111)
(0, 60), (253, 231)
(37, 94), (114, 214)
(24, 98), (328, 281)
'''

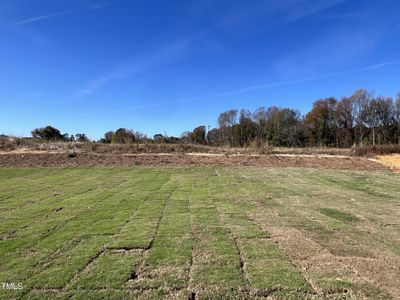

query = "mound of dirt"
(0, 152), (388, 170)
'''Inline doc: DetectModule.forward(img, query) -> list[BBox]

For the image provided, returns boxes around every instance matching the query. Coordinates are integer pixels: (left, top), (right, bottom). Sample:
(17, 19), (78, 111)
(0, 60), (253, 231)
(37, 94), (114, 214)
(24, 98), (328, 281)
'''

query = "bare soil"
(0, 152), (388, 170)
(376, 154), (400, 172)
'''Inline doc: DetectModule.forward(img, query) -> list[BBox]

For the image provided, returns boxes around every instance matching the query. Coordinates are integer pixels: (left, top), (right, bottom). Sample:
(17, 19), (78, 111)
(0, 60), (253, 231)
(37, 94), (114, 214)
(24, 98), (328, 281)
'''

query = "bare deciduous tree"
(218, 109), (237, 146)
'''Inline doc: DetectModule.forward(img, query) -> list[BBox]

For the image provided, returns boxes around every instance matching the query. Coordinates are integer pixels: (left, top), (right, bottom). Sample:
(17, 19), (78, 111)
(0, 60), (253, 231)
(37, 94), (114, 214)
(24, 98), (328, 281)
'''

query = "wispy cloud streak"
(110, 59), (400, 113)
(283, 0), (347, 23)
(74, 25), (221, 98)
(11, 10), (74, 26)
(10, 3), (107, 27)
(76, 0), (350, 98)
(316, 11), (372, 20)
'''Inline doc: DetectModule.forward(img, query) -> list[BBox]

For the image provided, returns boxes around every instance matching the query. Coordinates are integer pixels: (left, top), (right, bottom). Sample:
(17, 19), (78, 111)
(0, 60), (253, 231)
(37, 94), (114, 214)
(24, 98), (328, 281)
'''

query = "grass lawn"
(0, 167), (399, 299)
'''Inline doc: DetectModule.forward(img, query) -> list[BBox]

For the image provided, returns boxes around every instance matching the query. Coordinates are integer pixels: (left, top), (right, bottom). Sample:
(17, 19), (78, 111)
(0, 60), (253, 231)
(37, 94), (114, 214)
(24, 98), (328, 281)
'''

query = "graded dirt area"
(0, 151), (388, 170)
(376, 154), (400, 172)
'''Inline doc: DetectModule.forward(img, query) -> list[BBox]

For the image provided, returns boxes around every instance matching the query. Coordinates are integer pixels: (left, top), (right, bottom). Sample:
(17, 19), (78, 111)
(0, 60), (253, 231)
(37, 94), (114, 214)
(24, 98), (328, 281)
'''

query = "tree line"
(29, 89), (400, 148)
(186, 89), (400, 147)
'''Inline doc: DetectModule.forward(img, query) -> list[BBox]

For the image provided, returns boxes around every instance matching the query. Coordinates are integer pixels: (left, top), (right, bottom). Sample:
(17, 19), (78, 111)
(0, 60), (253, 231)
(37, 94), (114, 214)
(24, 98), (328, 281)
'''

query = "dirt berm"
(0, 152), (388, 170)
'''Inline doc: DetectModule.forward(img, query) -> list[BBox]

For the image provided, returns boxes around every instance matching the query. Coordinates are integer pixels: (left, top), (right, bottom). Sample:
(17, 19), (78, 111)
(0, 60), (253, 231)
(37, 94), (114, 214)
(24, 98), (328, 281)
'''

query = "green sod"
(0, 167), (399, 299)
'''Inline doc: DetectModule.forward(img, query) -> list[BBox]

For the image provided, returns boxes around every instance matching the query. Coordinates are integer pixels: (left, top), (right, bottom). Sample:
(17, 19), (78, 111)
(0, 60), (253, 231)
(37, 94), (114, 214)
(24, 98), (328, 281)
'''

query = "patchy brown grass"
(3, 135), (400, 158)
(0, 137), (352, 156)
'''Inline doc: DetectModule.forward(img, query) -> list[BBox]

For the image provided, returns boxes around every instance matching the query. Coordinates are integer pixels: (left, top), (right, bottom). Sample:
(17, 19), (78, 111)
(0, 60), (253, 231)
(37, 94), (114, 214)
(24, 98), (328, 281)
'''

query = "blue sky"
(1, 0), (400, 139)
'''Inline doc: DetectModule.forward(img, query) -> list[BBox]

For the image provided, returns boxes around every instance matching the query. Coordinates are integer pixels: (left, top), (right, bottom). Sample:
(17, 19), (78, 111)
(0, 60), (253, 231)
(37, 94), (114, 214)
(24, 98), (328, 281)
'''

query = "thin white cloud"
(316, 11), (372, 20)
(75, 1), (349, 98)
(74, 26), (221, 98)
(75, 54), (181, 98)
(274, 13), (390, 79)
(10, 3), (107, 27)
(89, 3), (108, 10)
(11, 10), (74, 27)
(356, 60), (400, 71)
(214, 59), (400, 96)
(75, 75), (115, 98)
(109, 59), (400, 113)
(283, 0), (347, 23)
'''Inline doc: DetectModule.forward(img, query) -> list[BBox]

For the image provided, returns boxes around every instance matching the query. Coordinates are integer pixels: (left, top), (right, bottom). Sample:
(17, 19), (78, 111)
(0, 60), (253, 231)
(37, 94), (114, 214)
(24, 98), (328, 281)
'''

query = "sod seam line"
(26, 236), (84, 279)
(187, 171), (196, 299)
(21, 173), (156, 295)
(243, 204), (320, 295)
(107, 170), (168, 250)
(4, 168), (399, 299)
(27, 178), (131, 253)
(1, 170), (132, 235)
(221, 168), (317, 295)
(0, 168), (87, 200)
(62, 173), (170, 293)
(0, 168), (70, 189)
(122, 174), (178, 288)
(228, 169), (377, 297)
(62, 247), (107, 291)
(208, 171), (251, 295)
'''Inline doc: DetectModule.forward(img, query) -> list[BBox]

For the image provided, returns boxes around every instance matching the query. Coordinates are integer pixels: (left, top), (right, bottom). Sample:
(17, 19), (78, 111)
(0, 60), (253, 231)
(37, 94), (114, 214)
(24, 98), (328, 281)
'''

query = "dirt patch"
(0, 152), (388, 170)
(375, 154), (400, 172)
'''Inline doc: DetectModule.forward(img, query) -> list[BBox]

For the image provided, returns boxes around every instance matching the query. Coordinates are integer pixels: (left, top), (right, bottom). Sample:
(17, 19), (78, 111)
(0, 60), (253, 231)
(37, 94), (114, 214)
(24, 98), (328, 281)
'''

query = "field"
(1, 167), (400, 299)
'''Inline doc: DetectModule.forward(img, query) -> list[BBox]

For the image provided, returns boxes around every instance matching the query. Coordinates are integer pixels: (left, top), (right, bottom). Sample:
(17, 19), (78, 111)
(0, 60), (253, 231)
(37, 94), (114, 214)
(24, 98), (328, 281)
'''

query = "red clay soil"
(0, 152), (388, 170)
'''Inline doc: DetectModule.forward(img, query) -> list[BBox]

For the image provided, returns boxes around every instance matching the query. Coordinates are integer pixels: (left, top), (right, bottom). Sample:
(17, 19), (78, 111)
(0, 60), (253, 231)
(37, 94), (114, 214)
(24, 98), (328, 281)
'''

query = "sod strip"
(125, 173), (193, 291)
(70, 251), (142, 289)
(188, 169), (246, 299)
(0, 170), (162, 289)
(0, 169), (93, 209)
(109, 172), (174, 249)
(0, 168), (69, 190)
(1, 171), (135, 254)
(212, 169), (312, 296)
(0, 173), (132, 285)
(0, 168), (50, 181)
(0, 168), (98, 200)
(10, 171), (168, 296)
(26, 236), (108, 289)
(226, 168), (395, 298)
(1, 167), (399, 299)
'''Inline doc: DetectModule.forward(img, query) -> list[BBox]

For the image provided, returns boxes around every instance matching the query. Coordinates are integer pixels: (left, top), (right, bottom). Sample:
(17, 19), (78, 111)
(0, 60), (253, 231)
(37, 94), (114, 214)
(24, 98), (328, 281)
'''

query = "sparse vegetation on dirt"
(3, 134), (400, 160)
(1, 167), (399, 299)
(0, 151), (388, 170)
